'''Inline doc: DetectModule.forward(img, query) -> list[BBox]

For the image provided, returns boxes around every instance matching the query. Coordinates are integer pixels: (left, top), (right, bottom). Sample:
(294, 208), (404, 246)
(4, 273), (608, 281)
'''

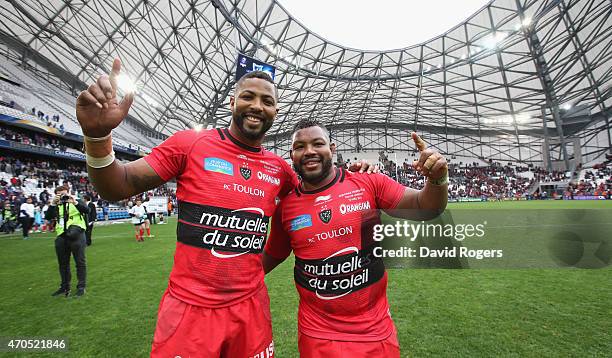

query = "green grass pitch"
(0, 200), (610, 357)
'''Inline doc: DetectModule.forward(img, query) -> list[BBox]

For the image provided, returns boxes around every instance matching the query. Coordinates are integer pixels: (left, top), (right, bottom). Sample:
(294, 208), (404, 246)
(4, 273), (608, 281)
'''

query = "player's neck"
(302, 168), (337, 192)
(228, 124), (263, 148)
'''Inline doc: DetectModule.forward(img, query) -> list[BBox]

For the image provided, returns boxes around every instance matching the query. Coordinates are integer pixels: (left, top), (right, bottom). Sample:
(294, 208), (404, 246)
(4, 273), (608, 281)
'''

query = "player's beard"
(295, 154), (334, 185)
(232, 112), (274, 141)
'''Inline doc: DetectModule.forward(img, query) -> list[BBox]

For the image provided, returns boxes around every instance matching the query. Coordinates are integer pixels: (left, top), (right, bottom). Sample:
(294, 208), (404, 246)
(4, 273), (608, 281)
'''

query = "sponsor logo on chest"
(314, 194), (332, 207)
(257, 171), (280, 186)
(176, 202), (270, 258)
(290, 214), (312, 231)
(339, 201), (371, 215)
(204, 157), (234, 176)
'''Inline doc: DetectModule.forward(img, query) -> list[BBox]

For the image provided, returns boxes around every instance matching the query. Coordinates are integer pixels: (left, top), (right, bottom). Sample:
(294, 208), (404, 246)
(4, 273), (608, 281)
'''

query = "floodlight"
(522, 17), (532, 27)
(116, 73), (137, 94)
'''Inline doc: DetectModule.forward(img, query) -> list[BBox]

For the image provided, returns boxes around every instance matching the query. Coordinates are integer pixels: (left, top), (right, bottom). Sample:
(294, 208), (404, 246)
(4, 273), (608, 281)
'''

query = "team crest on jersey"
(240, 164), (252, 180)
(318, 208), (332, 224)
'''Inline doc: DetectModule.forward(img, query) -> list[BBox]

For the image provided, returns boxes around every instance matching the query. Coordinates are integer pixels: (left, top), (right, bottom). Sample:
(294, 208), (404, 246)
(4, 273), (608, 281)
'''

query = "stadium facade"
(0, 0), (610, 170)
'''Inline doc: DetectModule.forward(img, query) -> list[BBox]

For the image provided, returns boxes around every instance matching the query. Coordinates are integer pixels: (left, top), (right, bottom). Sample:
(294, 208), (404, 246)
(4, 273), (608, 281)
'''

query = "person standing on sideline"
(143, 198), (155, 238)
(33, 205), (43, 232)
(47, 186), (89, 297)
(1, 202), (16, 234)
(128, 198), (147, 242)
(84, 195), (97, 246)
(19, 197), (35, 240)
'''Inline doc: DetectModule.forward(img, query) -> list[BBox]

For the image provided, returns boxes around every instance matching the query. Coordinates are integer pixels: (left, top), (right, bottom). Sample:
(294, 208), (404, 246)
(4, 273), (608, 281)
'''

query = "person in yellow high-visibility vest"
(46, 185), (89, 298)
(1, 202), (17, 234)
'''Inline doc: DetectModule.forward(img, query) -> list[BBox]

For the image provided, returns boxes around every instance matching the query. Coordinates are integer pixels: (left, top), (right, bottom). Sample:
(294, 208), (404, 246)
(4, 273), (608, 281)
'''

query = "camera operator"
(1, 202), (17, 234)
(46, 185), (89, 297)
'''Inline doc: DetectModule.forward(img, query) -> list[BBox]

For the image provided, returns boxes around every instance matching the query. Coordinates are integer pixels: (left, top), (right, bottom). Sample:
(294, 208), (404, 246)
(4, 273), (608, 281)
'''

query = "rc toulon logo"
(240, 165), (252, 180)
(318, 208), (332, 223)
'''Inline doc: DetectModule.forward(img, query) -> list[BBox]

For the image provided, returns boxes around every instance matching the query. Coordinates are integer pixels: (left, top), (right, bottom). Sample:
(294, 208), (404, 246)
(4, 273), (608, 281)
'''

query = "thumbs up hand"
(411, 132), (448, 183)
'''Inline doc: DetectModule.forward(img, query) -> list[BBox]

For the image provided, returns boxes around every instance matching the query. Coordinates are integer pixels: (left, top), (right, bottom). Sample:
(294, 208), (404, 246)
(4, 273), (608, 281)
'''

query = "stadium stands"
(338, 151), (611, 201)
(0, 61), (159, 152)
(0, 150), (177, 225)
(570, 166), (612, 197)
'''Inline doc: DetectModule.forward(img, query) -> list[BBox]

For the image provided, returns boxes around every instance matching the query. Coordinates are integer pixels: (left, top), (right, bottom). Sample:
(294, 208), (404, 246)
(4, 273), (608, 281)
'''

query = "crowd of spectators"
(30, 107), (64, 131)
(448, 163), (536, 200)
(0, 126), (67, 151)
(566, 165), (612, 197)
(354, 152), (611, 201)
(1, 156), (90, 192)
(1, 153), (178, 231)
(0, 87), (65, 133)
(1, 156), (97, 230)
(532, 167), (566, 182)
(392, 162), (537, 200)
(1, 142), (609, 233)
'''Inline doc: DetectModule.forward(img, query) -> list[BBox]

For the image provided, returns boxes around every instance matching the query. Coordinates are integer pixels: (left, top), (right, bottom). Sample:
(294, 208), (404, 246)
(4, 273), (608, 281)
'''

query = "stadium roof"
(0, 0), (610, 163)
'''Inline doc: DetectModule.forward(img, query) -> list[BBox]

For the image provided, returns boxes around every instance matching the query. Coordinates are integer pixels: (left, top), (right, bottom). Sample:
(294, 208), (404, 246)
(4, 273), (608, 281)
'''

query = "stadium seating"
(0, 61), (159, 151)
(338, 151), (611, 200)
(1, 150), (177, 223)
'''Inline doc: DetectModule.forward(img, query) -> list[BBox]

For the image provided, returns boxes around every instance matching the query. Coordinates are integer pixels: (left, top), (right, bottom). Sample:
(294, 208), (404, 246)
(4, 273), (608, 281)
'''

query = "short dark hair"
(292, 118), (330, 141)
(55, 185), (69, 194)
(236, 71), (278, 99)
(83, 195), (91, 201)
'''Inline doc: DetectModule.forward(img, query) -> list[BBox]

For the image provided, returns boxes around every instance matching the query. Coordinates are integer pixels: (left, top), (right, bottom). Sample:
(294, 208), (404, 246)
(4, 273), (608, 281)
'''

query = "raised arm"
(76, 59), (165, 201)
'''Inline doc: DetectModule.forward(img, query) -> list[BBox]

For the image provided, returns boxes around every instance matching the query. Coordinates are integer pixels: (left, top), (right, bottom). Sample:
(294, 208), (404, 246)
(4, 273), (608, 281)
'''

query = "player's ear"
(289, 149), (294, 160)
(229, 95), (235, 109)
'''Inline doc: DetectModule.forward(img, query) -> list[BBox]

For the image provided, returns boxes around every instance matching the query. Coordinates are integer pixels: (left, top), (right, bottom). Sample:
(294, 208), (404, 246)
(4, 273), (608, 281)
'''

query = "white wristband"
(87, 151), (116, 169)
(84, 133), (112, 142)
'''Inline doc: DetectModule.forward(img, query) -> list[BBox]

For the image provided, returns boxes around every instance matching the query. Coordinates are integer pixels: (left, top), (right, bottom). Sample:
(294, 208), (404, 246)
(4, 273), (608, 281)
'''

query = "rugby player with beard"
(76, 59), (375, 357)
(263, 119), (448, 357)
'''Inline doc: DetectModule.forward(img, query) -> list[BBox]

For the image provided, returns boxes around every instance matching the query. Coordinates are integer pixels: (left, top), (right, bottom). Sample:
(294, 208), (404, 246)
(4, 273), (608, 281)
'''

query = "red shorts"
(151, 285), (274, 358)
(298, 329), (400, 358)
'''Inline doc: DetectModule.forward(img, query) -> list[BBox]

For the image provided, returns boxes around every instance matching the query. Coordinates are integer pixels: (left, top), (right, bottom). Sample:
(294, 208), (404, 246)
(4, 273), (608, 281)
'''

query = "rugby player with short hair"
(76, 59), (375, 358)
(263, 119), (448, 357)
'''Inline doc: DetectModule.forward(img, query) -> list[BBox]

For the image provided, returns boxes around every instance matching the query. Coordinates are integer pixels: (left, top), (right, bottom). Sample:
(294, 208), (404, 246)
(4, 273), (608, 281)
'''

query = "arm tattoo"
(125, 167), (163, 195)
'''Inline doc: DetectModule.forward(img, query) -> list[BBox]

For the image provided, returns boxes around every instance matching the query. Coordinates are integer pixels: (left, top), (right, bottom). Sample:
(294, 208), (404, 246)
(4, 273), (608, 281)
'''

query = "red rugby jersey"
(145, 128), (297, 307)
(265, 168), (406, 341)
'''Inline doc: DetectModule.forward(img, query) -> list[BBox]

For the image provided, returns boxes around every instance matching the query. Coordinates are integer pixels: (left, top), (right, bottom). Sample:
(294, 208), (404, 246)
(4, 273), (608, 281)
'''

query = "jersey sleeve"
(264, 207), (292, 260)
(278, 159), (299, 198)
(366, 173), (406, 209)
(143, 130), (198, 181)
